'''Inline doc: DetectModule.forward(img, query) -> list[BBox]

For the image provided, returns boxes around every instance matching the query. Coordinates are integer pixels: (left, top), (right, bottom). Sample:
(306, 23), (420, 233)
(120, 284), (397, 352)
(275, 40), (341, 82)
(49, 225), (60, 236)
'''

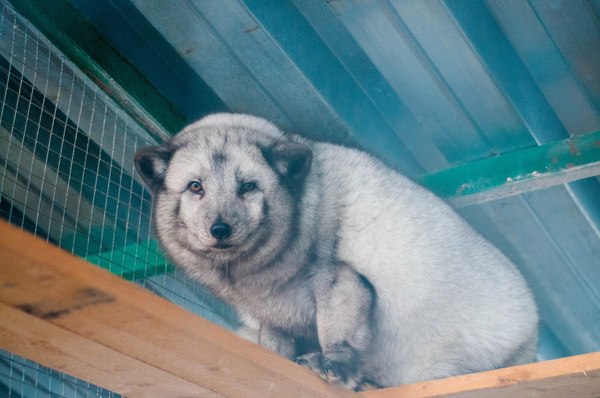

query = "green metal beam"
(9, 0), (187, 140)
(419, 131), (600, 207)
(85, 240), (174, 282)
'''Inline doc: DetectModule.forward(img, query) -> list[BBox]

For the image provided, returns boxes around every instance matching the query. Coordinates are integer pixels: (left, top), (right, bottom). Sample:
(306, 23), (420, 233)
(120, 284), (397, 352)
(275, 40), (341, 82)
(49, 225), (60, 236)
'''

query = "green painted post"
(419, 131), (600, 207)
(9, 0), (187, 140)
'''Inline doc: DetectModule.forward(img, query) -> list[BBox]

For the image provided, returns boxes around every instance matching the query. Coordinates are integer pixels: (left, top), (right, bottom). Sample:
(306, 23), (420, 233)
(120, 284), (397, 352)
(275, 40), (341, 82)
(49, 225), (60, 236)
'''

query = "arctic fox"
(134, 113), (538, 390)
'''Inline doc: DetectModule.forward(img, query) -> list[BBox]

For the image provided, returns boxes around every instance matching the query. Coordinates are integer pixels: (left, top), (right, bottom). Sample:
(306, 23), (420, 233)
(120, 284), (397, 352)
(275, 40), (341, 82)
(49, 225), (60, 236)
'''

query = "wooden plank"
(361, 352), (600, 398)
(0, 303), (221, 397)
(2, 220), (599, 398)
(0, 221), (356, 398)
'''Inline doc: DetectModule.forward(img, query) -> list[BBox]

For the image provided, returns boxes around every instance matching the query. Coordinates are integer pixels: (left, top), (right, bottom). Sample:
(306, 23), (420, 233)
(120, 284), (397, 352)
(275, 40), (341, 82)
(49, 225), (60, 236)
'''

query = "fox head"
(134, 114), (312, 267)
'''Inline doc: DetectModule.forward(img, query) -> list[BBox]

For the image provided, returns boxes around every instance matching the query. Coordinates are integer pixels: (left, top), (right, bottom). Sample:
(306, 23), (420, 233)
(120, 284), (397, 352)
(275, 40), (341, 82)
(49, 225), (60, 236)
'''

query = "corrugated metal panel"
(65, 0), (600, 359)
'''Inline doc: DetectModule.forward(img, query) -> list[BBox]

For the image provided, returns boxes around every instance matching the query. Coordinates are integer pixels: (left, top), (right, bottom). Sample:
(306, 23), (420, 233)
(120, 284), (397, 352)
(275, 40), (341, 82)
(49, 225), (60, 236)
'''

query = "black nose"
(210, 222), (232, 240)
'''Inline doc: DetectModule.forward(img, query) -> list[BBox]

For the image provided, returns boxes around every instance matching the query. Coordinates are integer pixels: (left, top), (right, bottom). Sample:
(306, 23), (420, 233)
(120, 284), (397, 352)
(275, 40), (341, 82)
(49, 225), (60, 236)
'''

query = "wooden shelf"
(0, 221), (354, 398)
(0, 220), (598, 397)
(362, 352), (600, 398)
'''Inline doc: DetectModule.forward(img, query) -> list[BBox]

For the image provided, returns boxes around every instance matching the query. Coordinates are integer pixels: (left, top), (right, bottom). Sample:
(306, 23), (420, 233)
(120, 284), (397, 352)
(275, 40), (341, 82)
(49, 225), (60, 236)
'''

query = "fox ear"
(262, 141), (313, 187)
(134, 145), (173, 193)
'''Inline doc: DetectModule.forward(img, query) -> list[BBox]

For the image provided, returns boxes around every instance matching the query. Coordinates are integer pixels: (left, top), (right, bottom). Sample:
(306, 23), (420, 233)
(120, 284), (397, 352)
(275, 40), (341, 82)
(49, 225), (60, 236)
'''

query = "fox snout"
(210, 222), (232, 240)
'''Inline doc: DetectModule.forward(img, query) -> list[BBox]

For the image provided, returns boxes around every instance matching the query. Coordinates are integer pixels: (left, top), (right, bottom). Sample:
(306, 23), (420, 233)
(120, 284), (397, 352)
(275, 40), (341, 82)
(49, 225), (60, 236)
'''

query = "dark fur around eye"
(239, 181), (257, 196)
(188, 180), (204, 194)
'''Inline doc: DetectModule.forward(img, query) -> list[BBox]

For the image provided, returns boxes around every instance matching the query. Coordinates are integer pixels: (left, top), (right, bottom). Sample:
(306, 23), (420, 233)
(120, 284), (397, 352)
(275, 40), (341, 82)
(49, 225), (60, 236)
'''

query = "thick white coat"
(135, 114), (539, 388)
(315, 145), (537, 385)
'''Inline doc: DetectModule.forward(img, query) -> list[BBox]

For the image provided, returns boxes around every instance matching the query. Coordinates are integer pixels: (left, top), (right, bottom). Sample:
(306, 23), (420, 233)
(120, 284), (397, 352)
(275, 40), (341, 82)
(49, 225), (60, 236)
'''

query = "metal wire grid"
(0, 0), (239, 395)
(0, 1), (156, 268)
(0, 349), (120, 398)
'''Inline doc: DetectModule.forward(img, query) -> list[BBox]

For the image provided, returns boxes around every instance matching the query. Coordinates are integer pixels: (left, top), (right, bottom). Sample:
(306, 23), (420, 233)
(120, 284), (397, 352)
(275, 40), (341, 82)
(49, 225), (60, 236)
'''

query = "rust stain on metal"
(568, 140), (580, 157)
(85, 69), (114, 97)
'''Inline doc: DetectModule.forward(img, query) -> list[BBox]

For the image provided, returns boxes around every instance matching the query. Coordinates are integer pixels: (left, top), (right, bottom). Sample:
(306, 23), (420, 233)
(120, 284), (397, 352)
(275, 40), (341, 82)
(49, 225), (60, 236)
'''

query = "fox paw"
(296, 352), (361, 391)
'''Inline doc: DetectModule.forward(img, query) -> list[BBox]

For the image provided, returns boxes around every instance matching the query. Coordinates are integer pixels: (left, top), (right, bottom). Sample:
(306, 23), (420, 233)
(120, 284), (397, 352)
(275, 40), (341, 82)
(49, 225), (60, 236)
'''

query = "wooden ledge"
(362, 352), (600, 398)
(0, 220), (598, 397)
(0, 221), (355, 398)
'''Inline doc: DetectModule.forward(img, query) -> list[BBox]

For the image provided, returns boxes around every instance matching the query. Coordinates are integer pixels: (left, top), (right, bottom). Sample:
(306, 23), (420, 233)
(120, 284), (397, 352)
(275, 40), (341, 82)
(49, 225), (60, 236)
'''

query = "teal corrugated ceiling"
(70, 0), (600, 360)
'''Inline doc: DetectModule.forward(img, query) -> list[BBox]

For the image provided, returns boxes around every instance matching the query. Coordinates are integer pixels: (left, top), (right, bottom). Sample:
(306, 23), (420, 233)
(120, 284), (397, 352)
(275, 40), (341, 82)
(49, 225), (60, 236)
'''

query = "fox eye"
(238, 181), (257, 196)
(187, 180), (204, 195)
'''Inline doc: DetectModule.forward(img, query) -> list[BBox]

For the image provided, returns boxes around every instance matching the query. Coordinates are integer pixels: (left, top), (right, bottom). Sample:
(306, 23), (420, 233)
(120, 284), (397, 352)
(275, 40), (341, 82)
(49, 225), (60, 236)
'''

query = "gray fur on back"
(134, 113), (538, 390)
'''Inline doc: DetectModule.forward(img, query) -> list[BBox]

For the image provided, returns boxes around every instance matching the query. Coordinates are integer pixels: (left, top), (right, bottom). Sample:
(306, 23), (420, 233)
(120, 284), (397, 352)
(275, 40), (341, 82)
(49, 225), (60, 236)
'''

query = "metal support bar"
(420, 131), (600, 207)
(8, 0), (186, 140)
(85, 240), (174, 282)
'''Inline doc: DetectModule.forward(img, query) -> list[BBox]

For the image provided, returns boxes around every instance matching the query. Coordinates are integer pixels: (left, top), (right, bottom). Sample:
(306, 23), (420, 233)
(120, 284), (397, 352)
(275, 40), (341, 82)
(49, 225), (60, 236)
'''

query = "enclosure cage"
(0, 2), (239, 396)
(1, 0), (599, 397)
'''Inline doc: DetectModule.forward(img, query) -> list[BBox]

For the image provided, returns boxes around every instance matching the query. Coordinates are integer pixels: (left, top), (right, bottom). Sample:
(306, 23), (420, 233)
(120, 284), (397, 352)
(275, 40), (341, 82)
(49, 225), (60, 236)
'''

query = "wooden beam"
(0, 221), (356, 398)
(0, 303), (220, 397)
(361, 352), (600, 398)
(1, 220), (599, 398)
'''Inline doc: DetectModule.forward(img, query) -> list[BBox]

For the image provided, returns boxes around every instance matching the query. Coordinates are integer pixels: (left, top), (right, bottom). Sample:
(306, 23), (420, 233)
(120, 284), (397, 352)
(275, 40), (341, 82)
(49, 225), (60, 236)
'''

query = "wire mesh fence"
(0, 350), (120, 398)
(0, 0), (239, 395)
